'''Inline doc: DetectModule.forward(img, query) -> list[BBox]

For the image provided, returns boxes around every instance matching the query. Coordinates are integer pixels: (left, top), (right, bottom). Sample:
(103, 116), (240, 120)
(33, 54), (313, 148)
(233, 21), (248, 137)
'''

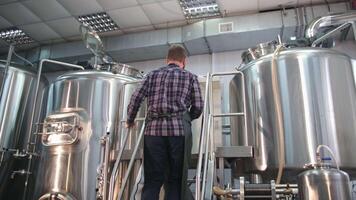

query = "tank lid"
(57, 70), (139, 82)
(239, 47), (351, 71)
(241, 40), (277, 65)
(110, 63), (144, 78)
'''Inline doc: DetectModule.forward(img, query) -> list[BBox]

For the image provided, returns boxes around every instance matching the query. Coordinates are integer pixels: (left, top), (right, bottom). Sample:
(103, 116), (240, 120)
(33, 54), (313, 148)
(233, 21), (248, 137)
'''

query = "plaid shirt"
(127, 63), (203, 136)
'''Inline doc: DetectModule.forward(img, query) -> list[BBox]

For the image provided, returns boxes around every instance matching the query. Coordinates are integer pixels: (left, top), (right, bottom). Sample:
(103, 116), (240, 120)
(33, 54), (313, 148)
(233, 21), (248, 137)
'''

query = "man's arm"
(126, 76), (149, 127)
(189, 75), (204, 120)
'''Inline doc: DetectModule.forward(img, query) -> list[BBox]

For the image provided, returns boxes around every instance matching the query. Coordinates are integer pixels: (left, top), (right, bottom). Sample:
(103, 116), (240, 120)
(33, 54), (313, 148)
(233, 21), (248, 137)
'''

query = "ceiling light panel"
(78, 12), (119, 33)
(179, 0), (221, 19)
(0, 27), (34, 45)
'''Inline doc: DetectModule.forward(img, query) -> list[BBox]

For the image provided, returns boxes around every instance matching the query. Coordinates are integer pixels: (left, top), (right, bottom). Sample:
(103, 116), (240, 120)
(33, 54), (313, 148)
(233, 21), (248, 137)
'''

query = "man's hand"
(125, 122), (135, 129)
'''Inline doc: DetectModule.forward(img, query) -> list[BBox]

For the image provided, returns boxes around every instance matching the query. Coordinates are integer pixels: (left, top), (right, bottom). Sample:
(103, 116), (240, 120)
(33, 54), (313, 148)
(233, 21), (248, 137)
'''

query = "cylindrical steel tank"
(230, 48), (356, 181)
(33, 68), (144, 200)
(298, 163), (351, 200)
(0, 61), (48, 200)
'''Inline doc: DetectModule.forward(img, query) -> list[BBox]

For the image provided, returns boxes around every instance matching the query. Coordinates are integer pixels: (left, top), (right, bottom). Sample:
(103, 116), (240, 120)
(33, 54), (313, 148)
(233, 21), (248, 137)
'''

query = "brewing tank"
(230, 48), (356, 181)
(298, 163), (351, 200)
(0, 61), (48, 200)
(33, 68), (144, 200)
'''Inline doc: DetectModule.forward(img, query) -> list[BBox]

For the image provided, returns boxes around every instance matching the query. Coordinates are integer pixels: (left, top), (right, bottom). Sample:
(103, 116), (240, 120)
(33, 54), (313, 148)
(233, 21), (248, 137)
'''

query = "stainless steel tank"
(230, 48), (356, 181)
(298, 163), (352, 200)
(33, 68), (144, 200)
(0, 61), (48, 200)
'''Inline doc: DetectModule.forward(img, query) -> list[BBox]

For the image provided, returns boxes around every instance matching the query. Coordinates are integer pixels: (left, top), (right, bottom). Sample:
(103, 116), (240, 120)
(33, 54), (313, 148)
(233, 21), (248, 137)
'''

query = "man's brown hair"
(167, 44), (187, 62)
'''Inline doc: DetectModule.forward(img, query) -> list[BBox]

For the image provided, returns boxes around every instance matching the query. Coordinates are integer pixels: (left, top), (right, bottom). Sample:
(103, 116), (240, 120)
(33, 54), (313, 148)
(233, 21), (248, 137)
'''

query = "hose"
(316, 144), (340, 170)
(271, 45), (285, 184)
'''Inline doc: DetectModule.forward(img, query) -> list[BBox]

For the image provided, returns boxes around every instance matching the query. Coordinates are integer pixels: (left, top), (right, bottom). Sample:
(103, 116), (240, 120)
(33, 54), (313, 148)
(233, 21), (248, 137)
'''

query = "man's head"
(166, 44), (187, 69)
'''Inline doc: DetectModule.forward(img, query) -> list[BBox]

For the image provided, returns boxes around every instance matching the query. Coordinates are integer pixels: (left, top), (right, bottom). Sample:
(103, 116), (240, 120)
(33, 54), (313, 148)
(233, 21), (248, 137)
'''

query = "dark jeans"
(142, 135), (185, 200)
(142, 114), (192, 200)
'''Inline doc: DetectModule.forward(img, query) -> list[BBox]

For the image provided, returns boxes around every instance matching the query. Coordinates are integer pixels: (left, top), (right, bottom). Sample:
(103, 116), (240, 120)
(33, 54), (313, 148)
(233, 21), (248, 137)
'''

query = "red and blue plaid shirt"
(127, 64), (204, 136)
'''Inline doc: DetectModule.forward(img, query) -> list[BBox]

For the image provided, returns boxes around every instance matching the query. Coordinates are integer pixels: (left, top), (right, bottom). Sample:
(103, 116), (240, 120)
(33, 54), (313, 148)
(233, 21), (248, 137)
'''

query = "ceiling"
(0, 0), (346, 49)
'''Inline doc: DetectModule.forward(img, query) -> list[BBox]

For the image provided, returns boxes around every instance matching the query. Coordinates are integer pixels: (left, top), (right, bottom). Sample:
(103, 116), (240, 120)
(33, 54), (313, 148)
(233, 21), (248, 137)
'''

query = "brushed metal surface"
(298, 165), (352, 200)
(0, 62), (48, 200)
(33, 71), (143, 200)
(230, 48), (356, 180)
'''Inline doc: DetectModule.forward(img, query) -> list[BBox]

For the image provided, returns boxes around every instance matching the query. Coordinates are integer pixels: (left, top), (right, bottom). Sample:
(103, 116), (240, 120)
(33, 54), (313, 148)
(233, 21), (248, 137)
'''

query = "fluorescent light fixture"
(78, 12), (119, 33)
(179, 0), (220, 19)
(0, 27), (34, 45)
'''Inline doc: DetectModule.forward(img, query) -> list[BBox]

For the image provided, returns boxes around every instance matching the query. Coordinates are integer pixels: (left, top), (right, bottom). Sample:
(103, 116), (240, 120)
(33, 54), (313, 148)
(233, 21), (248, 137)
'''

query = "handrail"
(196, 70), (248, 200)
(108, 80), (144, 200)
(108, 119), (145, 200)
(108, 121), (131, 200)
(28, 59), (85, 151)
(22, 59), (84, 200)
(201, 114), (212, 200)
(117, 122), (145, 200)
(195, 72), (211, 200)
(211, 71), (248, 145)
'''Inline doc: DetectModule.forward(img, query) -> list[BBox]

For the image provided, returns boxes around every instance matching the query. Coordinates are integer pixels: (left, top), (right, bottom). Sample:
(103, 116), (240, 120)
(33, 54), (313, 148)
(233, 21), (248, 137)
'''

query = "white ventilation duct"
(0, 2), (350, 64)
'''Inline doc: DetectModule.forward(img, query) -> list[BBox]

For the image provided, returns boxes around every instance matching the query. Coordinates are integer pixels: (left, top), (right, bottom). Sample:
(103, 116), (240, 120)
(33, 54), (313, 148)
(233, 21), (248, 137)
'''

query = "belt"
(146, 112), (184, 121)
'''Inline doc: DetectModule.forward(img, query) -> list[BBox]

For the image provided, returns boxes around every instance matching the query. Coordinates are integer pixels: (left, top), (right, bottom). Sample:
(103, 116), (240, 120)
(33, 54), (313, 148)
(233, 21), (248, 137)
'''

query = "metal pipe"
(205, 73), (216, 198)
(276, 184), (298, 188)
(271, 45), (286, 184)
(305, 11), (356, 38)
(212, 113), (244, 117)
(0, 45), (14, 99)
(211, 71), (242, 76)
(213, 183), (298, 198)
(311, 22), (352, 47)
(117, 123), (145, 200)
(238, 71), (248, 145)
(208, 70), (214, 154)
(195, 72), (210, 200)
(13, 51), (34, 67)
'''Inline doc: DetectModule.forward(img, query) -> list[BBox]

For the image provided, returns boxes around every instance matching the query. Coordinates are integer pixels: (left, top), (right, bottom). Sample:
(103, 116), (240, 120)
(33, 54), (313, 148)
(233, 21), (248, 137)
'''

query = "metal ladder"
(108, 80), (146, 200)
(195, 71), (248, 200)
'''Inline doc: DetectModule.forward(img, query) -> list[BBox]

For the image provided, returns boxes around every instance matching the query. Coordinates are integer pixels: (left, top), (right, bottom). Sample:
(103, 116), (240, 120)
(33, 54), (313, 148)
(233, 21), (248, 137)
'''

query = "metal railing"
(195, 70), (248, 200)
(108, 80), (145, 200)
(24, 59), (84, 200)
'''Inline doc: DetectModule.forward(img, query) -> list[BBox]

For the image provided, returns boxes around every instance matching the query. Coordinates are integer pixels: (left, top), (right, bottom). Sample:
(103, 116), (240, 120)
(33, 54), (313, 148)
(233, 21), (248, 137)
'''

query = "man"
(126, 44), (203, 200)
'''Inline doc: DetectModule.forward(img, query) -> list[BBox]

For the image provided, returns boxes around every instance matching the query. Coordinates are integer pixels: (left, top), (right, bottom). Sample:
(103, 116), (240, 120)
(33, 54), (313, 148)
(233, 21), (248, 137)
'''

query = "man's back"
(127, 63), (203, 136)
